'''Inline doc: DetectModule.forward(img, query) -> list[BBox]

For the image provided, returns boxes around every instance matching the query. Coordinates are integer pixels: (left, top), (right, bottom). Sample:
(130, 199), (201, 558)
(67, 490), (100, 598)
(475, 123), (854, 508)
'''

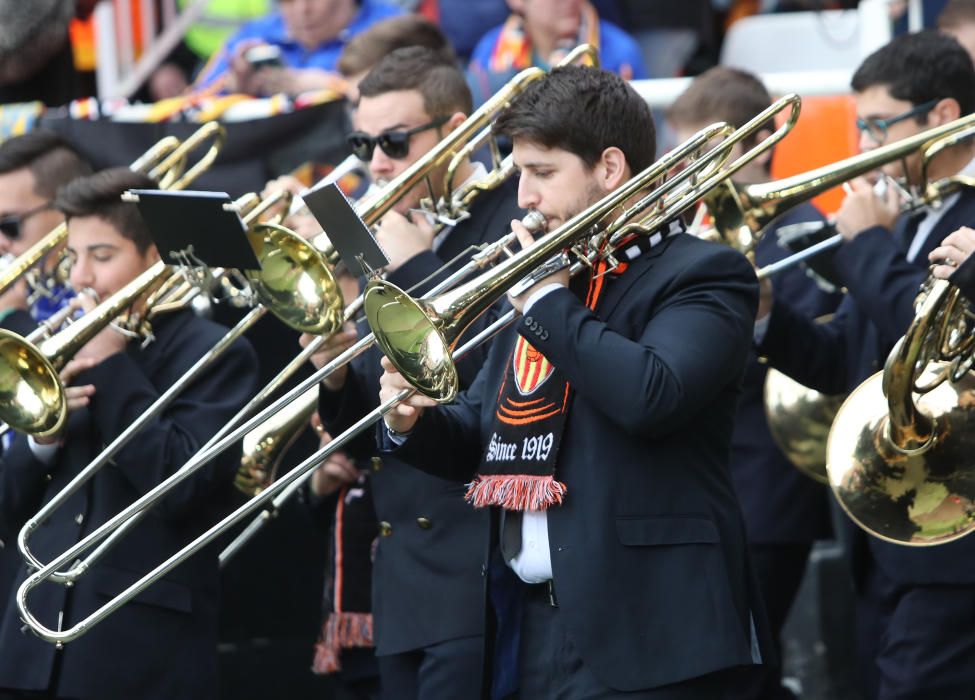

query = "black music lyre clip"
(125, 189), (262, 272)
(301, 182), (389, 278)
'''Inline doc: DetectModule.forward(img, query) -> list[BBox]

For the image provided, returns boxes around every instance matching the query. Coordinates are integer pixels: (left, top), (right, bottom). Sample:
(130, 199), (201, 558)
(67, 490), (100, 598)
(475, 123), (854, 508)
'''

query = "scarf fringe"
(311, 611), (374, 675)
(465, 474), (566, 511)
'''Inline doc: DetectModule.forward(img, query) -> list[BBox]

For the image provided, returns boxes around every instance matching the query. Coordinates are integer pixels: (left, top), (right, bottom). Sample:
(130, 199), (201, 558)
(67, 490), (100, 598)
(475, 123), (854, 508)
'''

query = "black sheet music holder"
(125, 189), (262, 271)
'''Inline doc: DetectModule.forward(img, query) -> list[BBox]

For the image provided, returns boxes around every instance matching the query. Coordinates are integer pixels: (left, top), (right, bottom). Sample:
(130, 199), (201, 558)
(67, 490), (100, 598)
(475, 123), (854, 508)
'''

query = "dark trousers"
(377, 634), (483, 700)
(855, 563), (975, 700)
(726, 542), (812, 700)
(512, 583), (753, 700)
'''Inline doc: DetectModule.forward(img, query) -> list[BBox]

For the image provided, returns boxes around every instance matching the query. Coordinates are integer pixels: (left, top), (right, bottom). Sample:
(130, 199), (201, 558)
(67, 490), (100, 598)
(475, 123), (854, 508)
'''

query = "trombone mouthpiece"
(523, 209), (547, 234)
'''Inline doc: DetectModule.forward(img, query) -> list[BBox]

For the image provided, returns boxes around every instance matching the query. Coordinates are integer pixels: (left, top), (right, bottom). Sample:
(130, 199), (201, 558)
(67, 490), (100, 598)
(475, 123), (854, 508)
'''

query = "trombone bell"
(363, 282), (458, 403)
(0, 330), (65, 437)
(245, 223), (344, 335)
(826, 364), (975, 546)
(763, 367), (844, 484)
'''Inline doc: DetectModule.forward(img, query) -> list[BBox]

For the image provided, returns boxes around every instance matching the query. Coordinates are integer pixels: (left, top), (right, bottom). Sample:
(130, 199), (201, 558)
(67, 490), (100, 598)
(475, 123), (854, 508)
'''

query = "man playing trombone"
(0, 168), (259, 700)
(377, 65), (772, 699)
(755, 31), (975, 700)
(307, 46), (522, 699)
(0, 131), (92, 335)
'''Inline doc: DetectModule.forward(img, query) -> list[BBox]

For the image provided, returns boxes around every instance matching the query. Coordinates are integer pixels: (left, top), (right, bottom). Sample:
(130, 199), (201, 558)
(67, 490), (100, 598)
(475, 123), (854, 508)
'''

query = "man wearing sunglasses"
(0, 130), (92, 334)
(307, 46), (522, 700)
(754, 31), (975, 700)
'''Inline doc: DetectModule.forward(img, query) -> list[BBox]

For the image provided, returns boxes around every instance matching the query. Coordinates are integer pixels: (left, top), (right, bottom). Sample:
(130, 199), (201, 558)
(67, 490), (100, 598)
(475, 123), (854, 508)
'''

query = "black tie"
(500, 510), (523, 561)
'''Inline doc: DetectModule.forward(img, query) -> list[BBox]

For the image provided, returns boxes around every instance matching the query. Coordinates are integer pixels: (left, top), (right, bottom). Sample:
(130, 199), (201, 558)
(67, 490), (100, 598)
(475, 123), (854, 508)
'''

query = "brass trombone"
(365, 95), (800, 402)
(13, 190), (338, 580)
(14, 107), (764, 643)
(742, 111), (975, 280)
(192, 47), (603, 552)
(764, 121), (975, 481)
(0, 123), (225, 302)
(13, 46), (607, 627)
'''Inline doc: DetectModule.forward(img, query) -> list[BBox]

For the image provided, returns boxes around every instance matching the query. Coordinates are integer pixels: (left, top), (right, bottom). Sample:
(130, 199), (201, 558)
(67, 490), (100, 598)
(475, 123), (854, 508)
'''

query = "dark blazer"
(0, 309), (38, 630)
(759, 188), (975, 586)
(0, 310), (258, 700)
(731, 203), (841, 544)
(390, 234), (772, 692)
(318, 180), (522, 656)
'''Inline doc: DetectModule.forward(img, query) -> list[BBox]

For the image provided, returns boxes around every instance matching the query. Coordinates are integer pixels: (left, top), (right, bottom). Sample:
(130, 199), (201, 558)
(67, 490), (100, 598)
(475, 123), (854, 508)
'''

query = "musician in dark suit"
(309, 47), (523, 700)
(0, 168), (258, 700)
(756, 31), (975, 700)
(667, 66), (842, 700)
(378, 65), (771, 699)
(0, 130), (91, 645)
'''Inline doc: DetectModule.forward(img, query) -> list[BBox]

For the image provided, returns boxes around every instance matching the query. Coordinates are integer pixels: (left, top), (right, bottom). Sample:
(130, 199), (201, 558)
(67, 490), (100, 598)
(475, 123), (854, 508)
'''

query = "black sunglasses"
(347, 116), (450, 161)
(0, 202), (54, 240)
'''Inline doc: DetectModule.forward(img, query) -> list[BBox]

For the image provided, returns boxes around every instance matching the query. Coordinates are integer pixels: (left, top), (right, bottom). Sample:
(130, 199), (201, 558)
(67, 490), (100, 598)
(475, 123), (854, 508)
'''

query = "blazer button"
(379, 521), (393, 537)
(371, 456), (383, 472)
(416, 517), (432, 530)
(540, 330), (549, 341)
(74, 513), (84, 526)
(524, 316), (534, 326)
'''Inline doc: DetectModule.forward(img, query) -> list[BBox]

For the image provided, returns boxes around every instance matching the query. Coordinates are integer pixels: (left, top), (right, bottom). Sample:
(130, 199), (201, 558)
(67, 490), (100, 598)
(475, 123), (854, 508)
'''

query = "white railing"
(94, 0), (209, 100)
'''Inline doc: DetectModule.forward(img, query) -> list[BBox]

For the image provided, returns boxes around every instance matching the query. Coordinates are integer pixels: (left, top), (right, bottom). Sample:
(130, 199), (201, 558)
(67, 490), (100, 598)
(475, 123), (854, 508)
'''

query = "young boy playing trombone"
(0, 168), (258, 700)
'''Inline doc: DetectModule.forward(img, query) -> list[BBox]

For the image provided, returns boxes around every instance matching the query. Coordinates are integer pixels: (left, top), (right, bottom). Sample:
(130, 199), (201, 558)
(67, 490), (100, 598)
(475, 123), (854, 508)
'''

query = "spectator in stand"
(466, 0), (646, 106)
(939, 0), (975, 63)
(193, 0), (403, 97)
(614, 0), (717, 78)
(0, 0), (96, 106)
(147, 0), (273, 101)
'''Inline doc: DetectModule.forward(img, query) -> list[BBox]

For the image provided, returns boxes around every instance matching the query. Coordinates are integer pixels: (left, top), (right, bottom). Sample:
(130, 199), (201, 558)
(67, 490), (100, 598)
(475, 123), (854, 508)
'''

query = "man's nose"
(70, 259), (93, 290)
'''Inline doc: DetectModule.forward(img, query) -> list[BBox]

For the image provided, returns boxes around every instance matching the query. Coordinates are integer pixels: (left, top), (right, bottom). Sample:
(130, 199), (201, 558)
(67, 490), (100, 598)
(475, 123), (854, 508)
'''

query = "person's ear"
(446, 111), (467, 132)
(597, 146), (628, 191)
(931, 97), (961, 127)
(144, 244), (161, 265)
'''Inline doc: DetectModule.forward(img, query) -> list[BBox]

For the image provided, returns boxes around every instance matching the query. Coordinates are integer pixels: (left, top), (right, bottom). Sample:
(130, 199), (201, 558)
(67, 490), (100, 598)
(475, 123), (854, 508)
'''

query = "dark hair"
(55, 168), (157, 253)
(938, 0), (975, 29)
(0, 130), (92, 199)
(357, 46), (472, 116)
(851, 30), (975, 117)
(338, 15), (453, 78)
(493, 65), (655, 173)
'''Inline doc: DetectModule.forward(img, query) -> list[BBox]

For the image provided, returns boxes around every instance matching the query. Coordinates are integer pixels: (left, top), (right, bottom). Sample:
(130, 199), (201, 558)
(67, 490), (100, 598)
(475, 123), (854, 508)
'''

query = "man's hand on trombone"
(378, 356), (438, 436)
(834, 177), (901, 241)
